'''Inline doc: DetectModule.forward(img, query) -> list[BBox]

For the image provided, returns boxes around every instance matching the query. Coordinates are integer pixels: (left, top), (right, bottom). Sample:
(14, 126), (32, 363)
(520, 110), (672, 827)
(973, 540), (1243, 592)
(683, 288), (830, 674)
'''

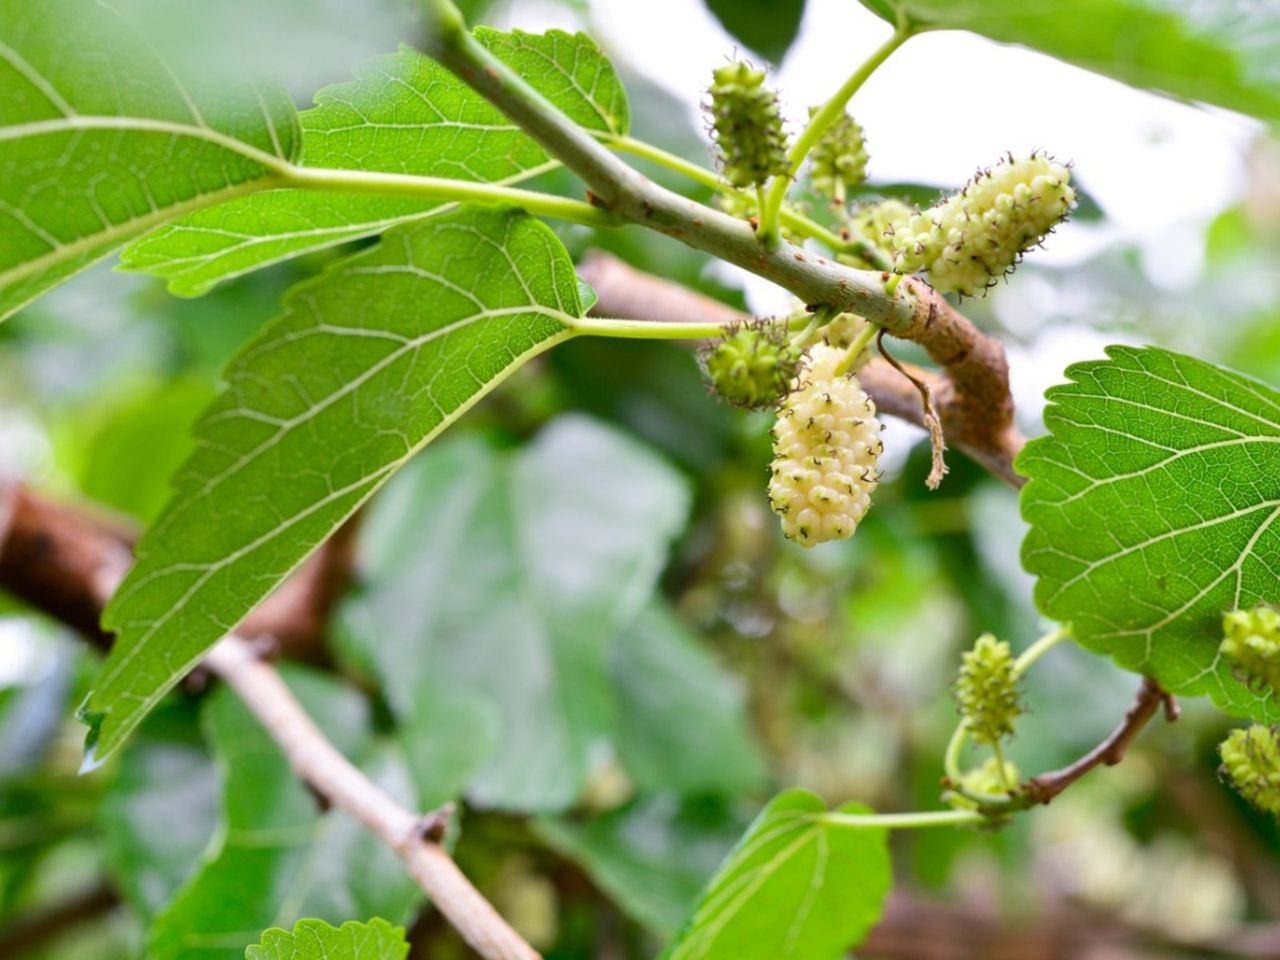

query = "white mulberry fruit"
(768, 344), (882, 546)
(892, 153), (1075, 296)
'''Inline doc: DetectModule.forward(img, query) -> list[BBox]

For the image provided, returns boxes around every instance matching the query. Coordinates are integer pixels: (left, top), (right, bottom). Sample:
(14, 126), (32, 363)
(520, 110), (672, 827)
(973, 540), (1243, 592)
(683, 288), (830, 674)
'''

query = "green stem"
(789, 311), (827, 351)
(991, 740), (1014, 791)
(943, 721), (969, 785)
(570, 316), (734, 340)
(606, 134), (869, 253)
(820, 809), (986, 830)
(759, 25), (911, 231)
(281, 166), (615, 227)
(604, 134), (722, 192)
(845, 319), (879, 361)
(755, 184), (777, 246)
(1013, 624), (1071, 679)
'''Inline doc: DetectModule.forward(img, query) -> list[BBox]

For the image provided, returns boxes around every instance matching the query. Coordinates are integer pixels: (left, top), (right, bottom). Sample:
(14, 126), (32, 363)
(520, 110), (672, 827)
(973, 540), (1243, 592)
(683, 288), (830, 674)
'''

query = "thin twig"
(204, 637), (539, 960)
(876, 329), (948, 489)
(1022, 677), (1177, 806)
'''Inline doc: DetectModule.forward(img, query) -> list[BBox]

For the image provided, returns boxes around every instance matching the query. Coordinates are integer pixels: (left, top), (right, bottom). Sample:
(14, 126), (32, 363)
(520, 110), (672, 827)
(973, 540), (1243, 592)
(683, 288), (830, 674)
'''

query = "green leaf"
(536, 796), (748, 937)
(342, 417), (690, 811)
(99, 702), (219, 921)
(1020, 345), (1280, 720)
(149, 669), (421, 960)
(612, 604), (764, 796)
(85, 206), (584, 764)
(862, 0), (1280, 121)
(704, 0), (807, 63)
(123, 28), (629, 295)
(70, 378), (217, 523)
(245, 918), (408, 960)
(662, 790), (891, 960)
(0, 0), (298, 321)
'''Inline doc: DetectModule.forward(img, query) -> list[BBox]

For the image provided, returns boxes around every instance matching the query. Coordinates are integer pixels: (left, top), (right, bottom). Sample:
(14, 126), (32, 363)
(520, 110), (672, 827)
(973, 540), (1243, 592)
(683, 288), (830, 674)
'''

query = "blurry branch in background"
(867, 889), (1280, 960)
(0, 882), (120, 958)
(0, 480), (542, 960)
(577, 252), (1023, 487)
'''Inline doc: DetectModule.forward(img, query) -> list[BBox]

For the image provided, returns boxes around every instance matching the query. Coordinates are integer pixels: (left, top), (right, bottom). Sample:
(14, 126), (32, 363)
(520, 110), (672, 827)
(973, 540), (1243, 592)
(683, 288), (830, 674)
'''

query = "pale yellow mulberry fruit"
(892, 153), (1075, 296)
(768, 344), (882, 546)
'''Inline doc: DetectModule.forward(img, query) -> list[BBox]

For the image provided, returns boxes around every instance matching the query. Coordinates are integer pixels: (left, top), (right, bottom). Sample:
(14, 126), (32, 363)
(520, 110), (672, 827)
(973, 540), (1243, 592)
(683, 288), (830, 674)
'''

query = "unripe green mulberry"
(892, 154), (1075, 296)
(768, 344), (882, 546)
(955, 634), (1022, 745)
(1220, 726), (1280, 816)
(808, 107), (867, 205)
(700, 323), (799, 410)
(707, 62), (789, 189)
(1222, 605), (1280, 691)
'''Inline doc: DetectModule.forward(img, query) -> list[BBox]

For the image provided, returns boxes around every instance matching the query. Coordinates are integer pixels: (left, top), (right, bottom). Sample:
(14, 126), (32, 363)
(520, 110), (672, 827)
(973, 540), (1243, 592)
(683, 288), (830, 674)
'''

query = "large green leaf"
(862, 0), (1280, 121)
(662, 790), (891, 960)
(149, 669), (420, 960)
(536, 796), (748, 937)
(342, 417), (690, 811)
(1020, 345), (1280, 720)
(245, 918), (408, 960)
(0, 0), (298, 321)
(85, 206), (585, 764)
(612, 604), (764, 796)
(123, 28), (629, 295)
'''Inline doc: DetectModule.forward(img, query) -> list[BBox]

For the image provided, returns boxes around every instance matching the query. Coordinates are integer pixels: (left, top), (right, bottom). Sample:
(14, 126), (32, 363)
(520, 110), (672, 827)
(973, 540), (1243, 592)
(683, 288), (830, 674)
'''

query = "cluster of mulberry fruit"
(766, 343), (882, 547)
(954, 633), (1022, 746)
(1221, 605), (1280, 691)
(1220, 725), (1280, 816)
(699, 323), (799, 411)
(707, 62), (789, 189)
(808, 108), (868, 205)
(890, 154), (1075, 295)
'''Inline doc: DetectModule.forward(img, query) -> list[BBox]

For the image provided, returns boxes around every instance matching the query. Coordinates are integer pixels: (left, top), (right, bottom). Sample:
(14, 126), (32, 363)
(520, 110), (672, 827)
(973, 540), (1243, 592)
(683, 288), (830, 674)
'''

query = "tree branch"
(576, 252), (1024, 487)
(0, 481), (540, 960)
(419, 8), (1016, 377)
(1020, 676), (1179, 806)
(203, 637), (538, 960)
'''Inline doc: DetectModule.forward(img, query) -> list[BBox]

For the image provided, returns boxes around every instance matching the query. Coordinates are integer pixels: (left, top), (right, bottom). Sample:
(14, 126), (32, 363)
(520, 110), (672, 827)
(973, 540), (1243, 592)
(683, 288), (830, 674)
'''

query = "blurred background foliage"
(2, 0), (1280, 957)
